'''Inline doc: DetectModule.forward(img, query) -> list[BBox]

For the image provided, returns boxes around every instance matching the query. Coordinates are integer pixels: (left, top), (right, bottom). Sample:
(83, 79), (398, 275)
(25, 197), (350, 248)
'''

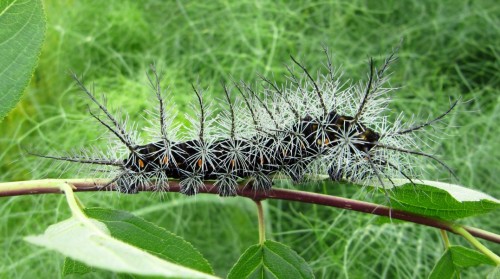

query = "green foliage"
(447, 246), (495, 268)
(429, 246), (495, 279)
(63, 208), (214, 277)
(0, 0), (45, 121)
(429, 249), (458, 279)
(389, 183), (500, 220)
(26, 207), (216, 278)
(488, 267), (500, 279)
(62, 258), (92, 276)
(228, 240), (314, 279)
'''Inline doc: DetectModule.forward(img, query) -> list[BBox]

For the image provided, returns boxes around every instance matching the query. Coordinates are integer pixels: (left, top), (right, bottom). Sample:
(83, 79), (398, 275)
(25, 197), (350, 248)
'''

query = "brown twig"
(1, 179), (499, 244)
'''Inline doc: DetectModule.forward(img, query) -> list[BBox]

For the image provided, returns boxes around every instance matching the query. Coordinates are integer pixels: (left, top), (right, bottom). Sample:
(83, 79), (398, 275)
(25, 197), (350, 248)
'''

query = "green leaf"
(388, 181), (500, 220)
(63, 258), (93, 275)
(487, 266), (500, 279)
(0, 0), (46, 121)
(63, 208), (214, 277)
(449, 246), (495, 268)
(227, 240), (314, 279)
(429, 250), (458, 279)
(428, 245), (495, 279)
(25, 213), (218, 279)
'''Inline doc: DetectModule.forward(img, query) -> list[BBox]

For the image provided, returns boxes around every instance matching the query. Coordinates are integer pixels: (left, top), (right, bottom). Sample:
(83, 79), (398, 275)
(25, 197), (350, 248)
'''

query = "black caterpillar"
(37, 47), (457, 196)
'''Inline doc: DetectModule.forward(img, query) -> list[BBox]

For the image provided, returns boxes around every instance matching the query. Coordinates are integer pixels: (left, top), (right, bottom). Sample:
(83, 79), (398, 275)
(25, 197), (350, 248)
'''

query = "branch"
(1, 179), (499, 245)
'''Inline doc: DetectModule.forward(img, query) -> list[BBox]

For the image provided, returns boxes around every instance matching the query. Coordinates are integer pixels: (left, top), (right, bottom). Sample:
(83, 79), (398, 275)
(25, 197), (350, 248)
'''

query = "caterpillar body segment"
(118, 109), (387, 195)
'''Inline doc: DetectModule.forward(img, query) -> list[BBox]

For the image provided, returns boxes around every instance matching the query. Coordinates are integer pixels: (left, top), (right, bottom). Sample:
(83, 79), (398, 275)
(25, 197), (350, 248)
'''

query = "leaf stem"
(440, 230), (451, 249)
(57, 183), (105, 234)
(255, 200), (266, 244)
(450, 225), (500, 265)
(58, 182), (85, 220)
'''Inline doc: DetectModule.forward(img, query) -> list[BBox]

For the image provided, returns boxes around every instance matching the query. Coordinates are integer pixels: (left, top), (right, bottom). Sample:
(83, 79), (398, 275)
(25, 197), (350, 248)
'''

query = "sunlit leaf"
(388, 181), (499, 220)
(25, 214), (218, 278)
(63, 208), (214, 276)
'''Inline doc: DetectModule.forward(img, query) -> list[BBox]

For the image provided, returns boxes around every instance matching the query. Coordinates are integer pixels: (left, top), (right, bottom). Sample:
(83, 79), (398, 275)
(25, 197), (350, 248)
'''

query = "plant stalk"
(1, 179), (499, 246)
(255, 200), (265, 244)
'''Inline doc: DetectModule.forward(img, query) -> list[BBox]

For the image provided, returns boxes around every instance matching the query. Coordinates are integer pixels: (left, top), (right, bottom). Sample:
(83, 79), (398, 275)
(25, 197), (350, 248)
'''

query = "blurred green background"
(1, 0), (499, 278)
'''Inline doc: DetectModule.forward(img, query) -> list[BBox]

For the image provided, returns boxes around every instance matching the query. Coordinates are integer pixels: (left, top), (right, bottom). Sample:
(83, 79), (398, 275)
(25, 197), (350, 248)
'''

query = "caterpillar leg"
(179, 173), (204, 196)
(115, 173), (141, 194)
(285, 163), (307, 183)
(215, 173), (238, 197)
(249, 172), (272, 191)
(328, 166), (343, 181)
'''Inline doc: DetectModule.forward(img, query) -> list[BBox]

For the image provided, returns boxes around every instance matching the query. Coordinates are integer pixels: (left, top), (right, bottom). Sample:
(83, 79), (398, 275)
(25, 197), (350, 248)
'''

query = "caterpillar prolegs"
(36, 47), (458, 196)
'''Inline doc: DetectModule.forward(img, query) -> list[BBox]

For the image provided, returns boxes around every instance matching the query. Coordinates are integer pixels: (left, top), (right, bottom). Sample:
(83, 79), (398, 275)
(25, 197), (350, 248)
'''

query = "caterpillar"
(35, 46), (458, 197)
